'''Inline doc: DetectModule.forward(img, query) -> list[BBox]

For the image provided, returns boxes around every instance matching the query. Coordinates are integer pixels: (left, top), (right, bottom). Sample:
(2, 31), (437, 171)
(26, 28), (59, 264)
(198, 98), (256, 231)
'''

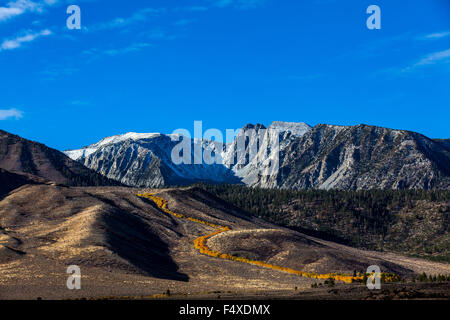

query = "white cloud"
(423, 31), (450, 40)
(0, 6), (23, 21)
(399, 48), (450, 73)
(0, 108), (23, 120)
(87, 8), (165, 32)
(0, 0), (42, 22)
(0, 29), (52, 51)
(0, 0), (61, 22)
(414, 49), (450, 66)
(12, 0), (41, 10)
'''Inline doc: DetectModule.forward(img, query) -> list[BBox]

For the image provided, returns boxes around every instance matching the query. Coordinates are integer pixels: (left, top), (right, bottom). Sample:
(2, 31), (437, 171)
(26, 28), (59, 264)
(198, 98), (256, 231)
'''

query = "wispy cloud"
(0, 0), (40, 21)
(0, 0), (56, 22)
(83, 42), (151, 60)
(0, 29), (52, 51)
(87, 8), (165, 32)
(0, 108), (23, 120)
(210, 0), (266, 9)
(102, 42), (151, 56)
(343, 30), (450, 62)
(413, 49), (450, 67)
(42, 66), (78, 80)
(373, 48), (450, 77)
(394, 49), (450, 74)
(0, 6), (23, 21)
(422, 31), (450, 40)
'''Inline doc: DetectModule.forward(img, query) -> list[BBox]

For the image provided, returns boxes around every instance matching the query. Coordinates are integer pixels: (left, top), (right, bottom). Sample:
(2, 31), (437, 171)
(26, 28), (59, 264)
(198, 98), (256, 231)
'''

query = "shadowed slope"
(0, 168), (44, 198)
(0, 184), (187, 281)
(0, 130), (121, 187)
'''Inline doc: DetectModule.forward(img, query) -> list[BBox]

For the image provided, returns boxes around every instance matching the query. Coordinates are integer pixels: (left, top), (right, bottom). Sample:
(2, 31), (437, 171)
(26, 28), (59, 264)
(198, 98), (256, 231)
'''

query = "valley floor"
(0, 186), (448, 300)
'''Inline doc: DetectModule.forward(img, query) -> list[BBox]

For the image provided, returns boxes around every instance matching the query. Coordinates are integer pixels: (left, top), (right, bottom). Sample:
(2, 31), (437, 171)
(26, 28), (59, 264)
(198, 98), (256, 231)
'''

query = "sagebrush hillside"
(2, 184), (448, 299)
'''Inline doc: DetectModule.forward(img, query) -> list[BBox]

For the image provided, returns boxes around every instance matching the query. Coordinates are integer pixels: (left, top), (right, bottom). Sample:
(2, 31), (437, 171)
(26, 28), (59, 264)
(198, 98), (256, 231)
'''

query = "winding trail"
(138, 192), (395, 284)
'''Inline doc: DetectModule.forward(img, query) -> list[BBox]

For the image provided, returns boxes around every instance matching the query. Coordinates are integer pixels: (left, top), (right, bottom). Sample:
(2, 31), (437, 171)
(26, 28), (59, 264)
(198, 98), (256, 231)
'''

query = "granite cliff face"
(257, 124), (450, 190)
(65, 132), (239, 187)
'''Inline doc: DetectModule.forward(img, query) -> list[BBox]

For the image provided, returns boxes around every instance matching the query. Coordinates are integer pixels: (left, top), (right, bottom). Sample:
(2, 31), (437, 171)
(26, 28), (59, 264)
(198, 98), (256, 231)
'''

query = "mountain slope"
(64, 121), (312, 188)
(0, 168), (47, 198)
(66, 132), (240, 187)
(200, 184), (450, 262)
(0, 130), (121, 186)
(434, 139), (450, 152)
(263, 124), (450, 190)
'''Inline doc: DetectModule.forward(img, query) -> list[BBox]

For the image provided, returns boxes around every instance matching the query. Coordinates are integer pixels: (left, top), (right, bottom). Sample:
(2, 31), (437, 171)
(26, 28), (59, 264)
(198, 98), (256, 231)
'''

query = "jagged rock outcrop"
(264, 124), (450, 190)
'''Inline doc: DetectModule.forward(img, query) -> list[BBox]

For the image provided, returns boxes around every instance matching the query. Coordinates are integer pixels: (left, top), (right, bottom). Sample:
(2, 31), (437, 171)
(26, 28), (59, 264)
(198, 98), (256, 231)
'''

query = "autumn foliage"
(137, 192), (399, 284)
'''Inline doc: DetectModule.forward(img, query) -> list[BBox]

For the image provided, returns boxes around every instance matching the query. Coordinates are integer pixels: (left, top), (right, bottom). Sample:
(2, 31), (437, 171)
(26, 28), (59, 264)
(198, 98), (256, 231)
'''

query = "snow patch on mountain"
(65, 132), (183, 161)
(268, 121), (312, 137)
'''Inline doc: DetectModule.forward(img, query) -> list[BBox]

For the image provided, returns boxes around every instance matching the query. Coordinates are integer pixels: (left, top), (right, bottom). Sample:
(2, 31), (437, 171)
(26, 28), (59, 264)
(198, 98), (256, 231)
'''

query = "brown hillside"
(0, 130), (121, 186)
(1, 185), (448, 299)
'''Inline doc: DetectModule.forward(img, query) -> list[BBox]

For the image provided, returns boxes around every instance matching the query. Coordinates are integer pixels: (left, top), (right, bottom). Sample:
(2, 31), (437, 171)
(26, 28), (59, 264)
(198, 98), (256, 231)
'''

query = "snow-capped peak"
(268, 121), (312, 137)
(65, 132), (169, 161)
(92, 132), (166, 148)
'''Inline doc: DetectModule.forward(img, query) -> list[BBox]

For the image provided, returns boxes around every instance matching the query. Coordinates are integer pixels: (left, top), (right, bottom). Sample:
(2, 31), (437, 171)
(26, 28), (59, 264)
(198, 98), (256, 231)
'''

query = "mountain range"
(64, 121), (450, 190)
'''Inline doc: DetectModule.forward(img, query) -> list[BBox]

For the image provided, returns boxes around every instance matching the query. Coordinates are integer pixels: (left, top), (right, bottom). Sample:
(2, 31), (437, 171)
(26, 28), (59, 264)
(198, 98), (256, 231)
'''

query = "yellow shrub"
(137, 192), (398, 284)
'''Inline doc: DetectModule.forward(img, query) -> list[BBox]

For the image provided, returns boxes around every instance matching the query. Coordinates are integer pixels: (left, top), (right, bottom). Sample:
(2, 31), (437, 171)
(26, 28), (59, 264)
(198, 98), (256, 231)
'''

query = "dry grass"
(0, 185), (448, 299)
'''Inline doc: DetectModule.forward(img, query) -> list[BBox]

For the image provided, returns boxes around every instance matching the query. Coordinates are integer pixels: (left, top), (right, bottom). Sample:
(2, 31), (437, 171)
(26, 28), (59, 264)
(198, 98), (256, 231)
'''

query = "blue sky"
(0, 0), (449, 150)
